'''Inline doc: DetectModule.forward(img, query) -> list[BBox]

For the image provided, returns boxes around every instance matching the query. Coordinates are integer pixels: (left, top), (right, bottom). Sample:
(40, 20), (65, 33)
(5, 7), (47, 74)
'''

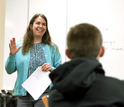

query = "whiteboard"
(66, 0), (124, 79)
(3, 0), (28, 90)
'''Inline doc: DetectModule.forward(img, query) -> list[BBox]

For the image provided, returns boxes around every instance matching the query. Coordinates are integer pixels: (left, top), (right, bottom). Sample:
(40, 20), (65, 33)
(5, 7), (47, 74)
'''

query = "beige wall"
(0, 0), (6, 89)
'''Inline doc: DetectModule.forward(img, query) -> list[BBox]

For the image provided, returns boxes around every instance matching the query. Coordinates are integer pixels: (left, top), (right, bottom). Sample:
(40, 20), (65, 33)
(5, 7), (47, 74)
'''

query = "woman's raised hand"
(9, 38), (22, 55)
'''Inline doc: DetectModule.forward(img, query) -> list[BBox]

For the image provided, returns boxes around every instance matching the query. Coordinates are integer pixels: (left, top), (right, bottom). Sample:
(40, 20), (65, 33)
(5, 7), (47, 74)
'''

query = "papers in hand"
(22, 67), (51, 100)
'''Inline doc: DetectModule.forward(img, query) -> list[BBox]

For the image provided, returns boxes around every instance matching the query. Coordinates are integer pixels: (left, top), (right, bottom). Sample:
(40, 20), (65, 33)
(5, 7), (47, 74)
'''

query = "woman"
(5, 13), (62, 107)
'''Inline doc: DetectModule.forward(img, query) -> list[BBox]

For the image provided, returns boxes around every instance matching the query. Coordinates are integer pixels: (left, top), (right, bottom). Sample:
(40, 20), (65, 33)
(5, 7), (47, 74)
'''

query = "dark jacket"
(49, 57), (124, 107)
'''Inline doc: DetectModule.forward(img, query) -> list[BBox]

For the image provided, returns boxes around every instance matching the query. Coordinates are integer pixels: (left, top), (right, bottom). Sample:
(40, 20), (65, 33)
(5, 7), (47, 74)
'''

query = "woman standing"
(5, 13), (62, 107)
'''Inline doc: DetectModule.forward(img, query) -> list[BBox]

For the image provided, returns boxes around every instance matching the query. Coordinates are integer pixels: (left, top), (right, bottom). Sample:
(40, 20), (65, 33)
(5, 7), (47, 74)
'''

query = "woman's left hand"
(42, 63), (52, 72)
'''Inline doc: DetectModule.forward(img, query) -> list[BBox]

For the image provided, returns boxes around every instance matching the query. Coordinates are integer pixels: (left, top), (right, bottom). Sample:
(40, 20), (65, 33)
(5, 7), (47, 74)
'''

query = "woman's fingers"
(12, 37), (15, 43)
(9, 38), (22, 55)
(42, 63), (52, 72)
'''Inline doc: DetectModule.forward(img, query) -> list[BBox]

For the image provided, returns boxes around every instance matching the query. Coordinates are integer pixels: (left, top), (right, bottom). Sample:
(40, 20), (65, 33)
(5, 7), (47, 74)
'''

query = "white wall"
(3, 0), (124, 90)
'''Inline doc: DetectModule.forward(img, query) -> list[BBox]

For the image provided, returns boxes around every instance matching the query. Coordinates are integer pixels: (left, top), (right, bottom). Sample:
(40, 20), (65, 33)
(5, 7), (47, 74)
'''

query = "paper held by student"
(22, 66), (51, 100)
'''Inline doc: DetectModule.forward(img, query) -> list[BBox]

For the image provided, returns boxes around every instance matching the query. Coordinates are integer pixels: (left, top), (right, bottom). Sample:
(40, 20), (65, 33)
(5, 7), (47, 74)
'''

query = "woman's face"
(30, 16), (46, 39)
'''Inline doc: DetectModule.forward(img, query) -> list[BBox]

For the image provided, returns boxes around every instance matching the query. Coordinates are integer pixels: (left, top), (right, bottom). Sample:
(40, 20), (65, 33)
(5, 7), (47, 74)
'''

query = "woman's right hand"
(9, 38), (22, 55)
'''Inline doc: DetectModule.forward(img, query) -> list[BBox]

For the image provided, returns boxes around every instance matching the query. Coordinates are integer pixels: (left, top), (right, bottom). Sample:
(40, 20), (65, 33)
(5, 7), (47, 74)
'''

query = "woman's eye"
(43, 23), (46, 26)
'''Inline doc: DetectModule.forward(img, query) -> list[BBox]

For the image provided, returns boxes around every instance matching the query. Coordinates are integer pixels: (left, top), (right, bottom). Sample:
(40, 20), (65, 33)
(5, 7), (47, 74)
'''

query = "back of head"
(67, 23), (103, 59)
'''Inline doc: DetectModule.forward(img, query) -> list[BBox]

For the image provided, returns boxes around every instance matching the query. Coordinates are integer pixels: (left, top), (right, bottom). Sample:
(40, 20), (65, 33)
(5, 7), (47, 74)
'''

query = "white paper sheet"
(22, 67), (51, 100)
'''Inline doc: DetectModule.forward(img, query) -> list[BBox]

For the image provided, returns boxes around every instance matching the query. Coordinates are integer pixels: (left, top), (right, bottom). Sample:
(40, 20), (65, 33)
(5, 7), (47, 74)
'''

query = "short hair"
(67, 23), (103, 59)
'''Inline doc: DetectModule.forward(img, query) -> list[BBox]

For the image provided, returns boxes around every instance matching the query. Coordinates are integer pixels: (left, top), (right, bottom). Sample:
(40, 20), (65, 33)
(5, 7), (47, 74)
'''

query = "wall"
(3, 0), (124, 90)
(0, 0), (6, 90)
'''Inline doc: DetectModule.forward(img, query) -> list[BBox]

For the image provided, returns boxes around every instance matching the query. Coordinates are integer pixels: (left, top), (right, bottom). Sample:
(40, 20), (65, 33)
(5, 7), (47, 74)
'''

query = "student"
(5, 13), (62, 107)
(48, 23), (124, 107)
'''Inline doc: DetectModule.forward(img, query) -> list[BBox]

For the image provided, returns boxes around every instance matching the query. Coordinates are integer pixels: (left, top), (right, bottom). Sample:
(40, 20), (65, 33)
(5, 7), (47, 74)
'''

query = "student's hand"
(42, 63), (52, 72)
(9, 38), (22, 55)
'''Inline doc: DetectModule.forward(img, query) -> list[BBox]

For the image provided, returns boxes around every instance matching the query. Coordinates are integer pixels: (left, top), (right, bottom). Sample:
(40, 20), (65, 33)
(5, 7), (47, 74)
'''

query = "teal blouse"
(5, 41), (62, 96)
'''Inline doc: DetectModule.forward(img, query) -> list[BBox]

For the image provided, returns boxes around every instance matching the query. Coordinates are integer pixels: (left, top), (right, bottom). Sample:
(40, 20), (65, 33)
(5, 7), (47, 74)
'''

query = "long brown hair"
(22, 13), (52, 54)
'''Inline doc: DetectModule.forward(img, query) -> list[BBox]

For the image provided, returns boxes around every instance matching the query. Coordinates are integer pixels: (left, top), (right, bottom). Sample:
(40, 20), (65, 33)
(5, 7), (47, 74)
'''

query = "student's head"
(66, 23), (105, 60)
(22, 13), (52, 54)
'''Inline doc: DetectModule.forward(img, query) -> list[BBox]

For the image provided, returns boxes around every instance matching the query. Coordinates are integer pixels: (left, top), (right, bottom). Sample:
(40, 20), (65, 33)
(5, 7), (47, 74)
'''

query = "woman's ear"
(65, 49), (71, 59)
(100, 46), (105, 57)
(30, 24), (33, 30)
